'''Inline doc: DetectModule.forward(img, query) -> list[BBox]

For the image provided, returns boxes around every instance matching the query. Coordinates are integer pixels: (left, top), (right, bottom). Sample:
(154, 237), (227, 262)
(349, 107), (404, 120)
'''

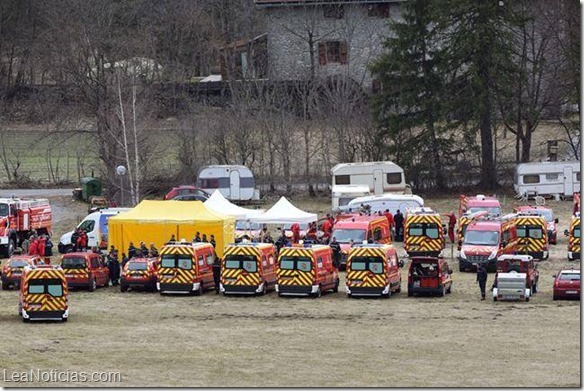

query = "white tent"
(204, 190), (264, 220)
(249, 196), (317, 224)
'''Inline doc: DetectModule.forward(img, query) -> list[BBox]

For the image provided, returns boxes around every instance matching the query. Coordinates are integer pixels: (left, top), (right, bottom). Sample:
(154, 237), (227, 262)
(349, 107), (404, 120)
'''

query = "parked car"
(2, 255), (43, 290)
(60, 252), (109, 291)
(120, 257), (159, 292)
(164, 186), (210, 201)
(553, 269), (580, 300)
(407, 256), (452, 297)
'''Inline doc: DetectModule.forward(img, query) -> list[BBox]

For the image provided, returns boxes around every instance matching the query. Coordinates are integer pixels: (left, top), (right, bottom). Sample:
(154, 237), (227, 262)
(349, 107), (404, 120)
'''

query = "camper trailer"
(331, 185), (371, 210)
(197, 165), (260, 201)
(331, 162), (410, 196)
(514, 161), (581, 199)
(342, 194), (424, 214)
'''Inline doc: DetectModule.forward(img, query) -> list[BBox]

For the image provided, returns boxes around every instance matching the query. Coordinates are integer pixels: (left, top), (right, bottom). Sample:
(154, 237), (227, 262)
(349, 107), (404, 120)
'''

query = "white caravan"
(331, 162), (410, 196)
(197, 165), (260, 201)
(331, 184), (371, 210)
(341, 194), (424, 214)
(514, 161), (580, 198)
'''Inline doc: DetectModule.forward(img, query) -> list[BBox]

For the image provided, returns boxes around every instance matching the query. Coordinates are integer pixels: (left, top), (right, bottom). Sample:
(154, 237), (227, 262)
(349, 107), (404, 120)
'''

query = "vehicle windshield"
(574, 227), (581, 238)
(408, 223), (440, 239)
(224, 255), (258, 273)
(28, 278), (63, 297)
(9, 260), (29, 268)
(350, 256), (384, 274)
(0, 203), (8, 217)
(463, 230), (499, 246)
(468, 207), (501, 216)
(62, 258), (87, 269)
(332, 229), (366, 244)
(235, 221), (262, 230)
(279, 256), (312, 272)
(559, 273), (580, 281)
(516, 226), (544, 239)
(160, 255), (192, 270)
(128, 262), (148, 271)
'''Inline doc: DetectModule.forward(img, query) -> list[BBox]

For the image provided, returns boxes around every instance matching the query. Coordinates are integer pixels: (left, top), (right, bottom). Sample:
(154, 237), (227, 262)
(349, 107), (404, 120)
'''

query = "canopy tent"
(108, 200), (234, 258)
(204, 190), (264, 220)
(248, 196), (317, 224)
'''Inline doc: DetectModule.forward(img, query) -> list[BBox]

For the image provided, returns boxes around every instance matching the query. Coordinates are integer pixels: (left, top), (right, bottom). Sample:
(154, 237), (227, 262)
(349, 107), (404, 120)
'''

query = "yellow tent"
(108, 200), (234, 258)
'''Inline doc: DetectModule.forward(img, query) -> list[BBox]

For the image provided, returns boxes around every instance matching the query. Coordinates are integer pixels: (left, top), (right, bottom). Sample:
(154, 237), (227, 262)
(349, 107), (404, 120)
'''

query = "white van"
(331, 184), (371, 210)
(342, 194), (425, 214)
(514, 161), (580, 198)
(57, 208), (131, 253)
(197, 165), (260, 201)
(331, 161), (410, 195)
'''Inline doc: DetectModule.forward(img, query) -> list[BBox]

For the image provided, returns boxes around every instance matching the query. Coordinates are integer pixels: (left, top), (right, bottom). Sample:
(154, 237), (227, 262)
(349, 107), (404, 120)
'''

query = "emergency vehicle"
(407, 256), (453, 297)
(18, 265), (68, 322)
(120, 257), (159, 292)
(565, 212), (580, 261)
(330, 214), (391, 270)
(276, 244), (339, 297)
(458, 214), (518, 272)
(0, 197), (52, 257)
(157, 242), (215, 295)
(1, 254), (43, 290)
(456, 211), (488, 250)
(345, 244), (402, 298)
(458, 194), (501, 216)
(513, 205), (558, 244)
(61, 252), (109, 291)
(221, 242), (277, 295)
(494, 255), (539, 295)
(404, 207), (444, 257)
(513, 213), (549, 260)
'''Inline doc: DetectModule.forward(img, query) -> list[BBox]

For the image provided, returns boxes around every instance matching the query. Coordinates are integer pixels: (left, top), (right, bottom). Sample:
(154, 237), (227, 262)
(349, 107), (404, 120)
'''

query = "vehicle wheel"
(382, 291), (390, 299)
(347, 293), (352, 298)
(312, 285), (322, 298)
(439, 285), (445, 297)
(332, 279), (339, 293)
(396, 285), (401, 293)
(7, 238), (15, 257)
(120, 284), (128, 293)
(459, 265), (464, 272)
(532, 282), (537, 294)
(446, 285), (452, 294)
(553, 294), (557, 301)
(103, 279), (109, 287)
(62, 317), (68, 323)
(18, 303), (22, 316)
(22, 317), (29, 323)
(407, 291), (413, 297)
(88, 277), (96, 292)
(261, 282), (267, 296)
(525, 296), (530, 302)
(493, 297), (498, 302)
(195, 283), (204, 296)
(1, 278), (9, 290)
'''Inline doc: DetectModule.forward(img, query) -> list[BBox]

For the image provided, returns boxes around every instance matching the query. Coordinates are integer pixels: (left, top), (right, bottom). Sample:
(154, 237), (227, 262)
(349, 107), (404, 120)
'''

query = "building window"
(323, 4), (344, 19)
(523, 175), (540, 184)
(387, 173), (402, 184)
(318, 41), (348, 65)
(368, 3), (390, 18)
(335, 175), (350, 185)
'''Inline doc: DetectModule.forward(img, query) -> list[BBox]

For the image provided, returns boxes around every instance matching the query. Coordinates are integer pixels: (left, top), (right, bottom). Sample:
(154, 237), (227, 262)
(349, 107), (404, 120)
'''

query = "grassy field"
(0, 194), (580, 387)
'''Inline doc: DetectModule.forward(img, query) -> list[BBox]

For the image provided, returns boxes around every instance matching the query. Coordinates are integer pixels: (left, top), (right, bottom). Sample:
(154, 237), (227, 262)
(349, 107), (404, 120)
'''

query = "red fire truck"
(0, 198), (52, 257)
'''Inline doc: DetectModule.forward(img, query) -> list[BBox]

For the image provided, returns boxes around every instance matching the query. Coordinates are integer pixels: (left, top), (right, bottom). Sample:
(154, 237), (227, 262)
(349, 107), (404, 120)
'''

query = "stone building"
(254, 0), (404, 93)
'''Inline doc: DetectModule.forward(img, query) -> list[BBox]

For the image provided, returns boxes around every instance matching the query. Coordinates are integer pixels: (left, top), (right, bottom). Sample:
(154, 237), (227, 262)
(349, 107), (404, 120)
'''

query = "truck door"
(373, 170), (383, 194)
(564, 166), (574, 196)
(230, 170), (241, 200)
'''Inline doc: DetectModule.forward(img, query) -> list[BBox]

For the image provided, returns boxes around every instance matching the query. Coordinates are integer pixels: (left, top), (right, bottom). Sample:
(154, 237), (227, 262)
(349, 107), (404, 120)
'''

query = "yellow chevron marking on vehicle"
(157, 267), (193, 284)
(224, 246), (261, 257)
(160, 246), (196, 256)
(277, 269), (312, 286)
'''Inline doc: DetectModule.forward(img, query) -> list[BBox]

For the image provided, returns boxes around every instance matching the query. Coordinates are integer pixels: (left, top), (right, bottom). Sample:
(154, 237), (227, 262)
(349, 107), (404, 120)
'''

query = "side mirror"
(554, 218), (559, 224)
(564, 229), (569, 236)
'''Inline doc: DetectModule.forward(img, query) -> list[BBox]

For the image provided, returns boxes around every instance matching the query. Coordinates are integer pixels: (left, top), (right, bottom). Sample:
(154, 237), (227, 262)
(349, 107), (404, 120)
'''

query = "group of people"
(70, 228), (88, 252)
(127, 241), (159, 259)
(26, 232), (53, 264)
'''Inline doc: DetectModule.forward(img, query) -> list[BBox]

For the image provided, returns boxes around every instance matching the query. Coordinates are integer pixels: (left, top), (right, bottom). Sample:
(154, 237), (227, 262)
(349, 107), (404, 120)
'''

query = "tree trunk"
(520, 132), (531, 163)
(479, 101), (497, 189)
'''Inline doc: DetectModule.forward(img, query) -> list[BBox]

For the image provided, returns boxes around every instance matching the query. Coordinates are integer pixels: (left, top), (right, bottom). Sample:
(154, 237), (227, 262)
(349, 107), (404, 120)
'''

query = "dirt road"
(0, 194), (579, 387)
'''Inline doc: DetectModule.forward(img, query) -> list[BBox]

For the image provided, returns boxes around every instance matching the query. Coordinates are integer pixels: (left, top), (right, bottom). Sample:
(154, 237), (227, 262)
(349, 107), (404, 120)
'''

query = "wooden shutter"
(339, 41), (348, 65)
(318, 42), (327, 65)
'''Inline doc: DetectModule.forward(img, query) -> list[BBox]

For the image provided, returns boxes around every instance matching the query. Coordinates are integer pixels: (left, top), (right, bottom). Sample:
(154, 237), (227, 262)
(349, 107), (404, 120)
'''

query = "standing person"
(71, 229), (80, 252)
(121, 252), (129, 270)
(291, 223), (300, 244)
(28, 235), (39, 256)
(194, 232), (202, 242)
(44, 234), (53, 264)
(394, 210), (404, 242)
(447, 212), (457, 243)
(476, 264), (488, 300)
(329, 236), (341, 269)
(212, 255), (221, 294)
(202, 234), (208, 243)
(128, 242), (137, 259)
(263, 231), (274, 244)
(37, 235), (46, 259)
(275, 230), (289, 253)
(209, 234), (217, 249)
(322, 214), (333, 242)
(383, 209), (394, 239)
(140, 241), (148, 255)
(78, 230), (88, 251)
(149, 243), (158, 257)
(108, 251), (120, 286)
(166, 234), (176, 244)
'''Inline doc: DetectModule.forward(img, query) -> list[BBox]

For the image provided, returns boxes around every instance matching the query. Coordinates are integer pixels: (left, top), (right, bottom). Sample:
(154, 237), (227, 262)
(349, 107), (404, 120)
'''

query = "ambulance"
(276, 244), (339, 297)
(404, 207), (444, 257)
(221, 242), (277, 295)
(19, 265), (68, 322)
(514, 213), (549, 260)
(157, 242), (215, 295)
(345, 244), (402, 298)
(565, 212), (580, 261)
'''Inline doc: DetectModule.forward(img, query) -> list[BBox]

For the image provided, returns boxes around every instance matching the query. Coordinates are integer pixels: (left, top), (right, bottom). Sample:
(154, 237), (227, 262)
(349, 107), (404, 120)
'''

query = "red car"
(164, 186), (210, 201)
(60, 252), (109, 291)
(553, 269), (580, 300)
(120, 258), (159, 292)
(1, 255), (43, 290)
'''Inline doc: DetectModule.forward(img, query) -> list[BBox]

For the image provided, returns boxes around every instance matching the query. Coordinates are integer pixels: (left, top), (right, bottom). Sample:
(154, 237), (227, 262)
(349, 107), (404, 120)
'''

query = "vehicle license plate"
(29, 303), (42, 309)
(163, 274), (174, 278)
(66, 274), (74, 278)
(567, 290), (578, 294)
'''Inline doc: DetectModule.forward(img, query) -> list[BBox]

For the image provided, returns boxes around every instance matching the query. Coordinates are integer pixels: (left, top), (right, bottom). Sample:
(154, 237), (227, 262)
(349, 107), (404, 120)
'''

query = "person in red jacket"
(446, 212), (457, 243)
(28, 235), (38, 256)
(383, 209), (394, 239)
(321, 214), (333, 242)
(37, 235), (46, 258)
(291, 223), (300, 244)
(77, 230), (88, 251)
